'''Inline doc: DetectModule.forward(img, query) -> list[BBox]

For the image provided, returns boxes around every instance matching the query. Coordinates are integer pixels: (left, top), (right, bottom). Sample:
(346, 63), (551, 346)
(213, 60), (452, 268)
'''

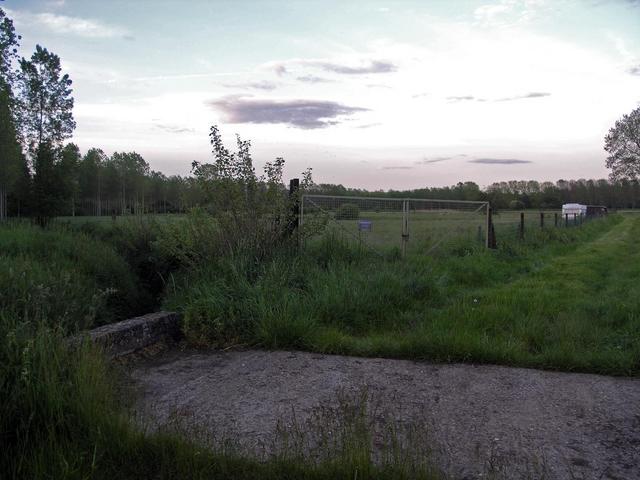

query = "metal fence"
(300, 194), (490, 256)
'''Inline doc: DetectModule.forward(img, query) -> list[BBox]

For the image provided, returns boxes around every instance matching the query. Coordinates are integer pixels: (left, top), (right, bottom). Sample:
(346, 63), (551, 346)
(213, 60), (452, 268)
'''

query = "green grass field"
(305, 208), (581, 256)
(168, 211), (638, 376)
(2, 211), (637, 479)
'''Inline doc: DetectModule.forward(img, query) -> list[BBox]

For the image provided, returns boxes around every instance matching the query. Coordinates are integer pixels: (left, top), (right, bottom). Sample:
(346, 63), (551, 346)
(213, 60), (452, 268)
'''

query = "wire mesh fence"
(300, 195), (489, 256)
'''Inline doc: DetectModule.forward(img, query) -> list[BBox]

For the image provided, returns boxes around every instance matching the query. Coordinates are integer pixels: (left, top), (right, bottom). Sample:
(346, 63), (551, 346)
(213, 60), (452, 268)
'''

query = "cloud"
(468, 158), (532, 164)
(207, 96), (368, 129)
(222, 80), (279, 91)
(446, 92), (550, 103)
(8, 10), (128, 38)
(154, 123), (195, 134)
(317, 60), (397, 74)
(354, 123), (382, 129)
(473, 0), (547, 27)
(416, 154), (467, 164)
(273, 64), (288, 76)
(381, 166), (413, 170)
(417, 156), (455, 164)
(474, 3), (512, 27)
(268, 59), (397, 76)
(296, 75), (334, 84)
(447, 95), (476, 102)
(495, 91), (551, 101)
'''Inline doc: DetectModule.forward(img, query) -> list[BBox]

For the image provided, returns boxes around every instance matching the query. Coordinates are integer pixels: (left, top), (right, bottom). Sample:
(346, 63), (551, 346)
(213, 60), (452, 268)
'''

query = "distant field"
(54, 213), (186, 225)
(306, 209), (567, 254)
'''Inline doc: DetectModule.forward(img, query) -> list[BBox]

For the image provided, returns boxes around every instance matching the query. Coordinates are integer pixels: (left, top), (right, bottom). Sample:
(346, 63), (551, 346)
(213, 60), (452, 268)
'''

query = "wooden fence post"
(554, 212), (558, 227)
(287, 178), (300, 237)
(540, 212), (544, 229)
(565, 213), (569, 227)
(487, 207), (497, 249)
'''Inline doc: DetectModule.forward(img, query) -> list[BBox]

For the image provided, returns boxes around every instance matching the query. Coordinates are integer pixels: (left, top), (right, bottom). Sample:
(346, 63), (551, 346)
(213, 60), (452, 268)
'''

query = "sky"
(5, 0), (640, 189)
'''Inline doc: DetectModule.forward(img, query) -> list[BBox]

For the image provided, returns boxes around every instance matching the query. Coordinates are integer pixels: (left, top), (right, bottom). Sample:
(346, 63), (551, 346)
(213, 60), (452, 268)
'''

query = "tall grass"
(166, 214), (638, 375)
(0, 221), (142, 328)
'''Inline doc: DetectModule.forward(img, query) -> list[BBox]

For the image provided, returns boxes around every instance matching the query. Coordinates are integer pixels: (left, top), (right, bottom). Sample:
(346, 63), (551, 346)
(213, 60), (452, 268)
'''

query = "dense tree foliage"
(16, 45), (75, 152)
(0, 6), (22, 221)
(605, 106), (640, 182)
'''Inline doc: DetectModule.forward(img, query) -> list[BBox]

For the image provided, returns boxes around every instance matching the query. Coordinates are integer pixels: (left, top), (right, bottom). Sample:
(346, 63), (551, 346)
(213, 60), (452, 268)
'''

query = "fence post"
(487, 206), (497, 249)
(288, 178), (300, 237)
(486, 204), (491, 248)
(519, 212), (524, 240)
(573, 213), (577, 226)
(540, 212), (544, 229)
(401, 199), (409, 257)
(554, 212), (558, 227)
(565, 213), (569, 227)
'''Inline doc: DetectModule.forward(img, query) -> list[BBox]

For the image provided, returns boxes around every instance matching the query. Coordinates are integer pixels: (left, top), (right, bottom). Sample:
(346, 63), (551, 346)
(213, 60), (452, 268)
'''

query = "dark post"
(288, 178), (300, 236)
(573, 213), (577, 226)
(540, 212), (544, 229)
(554, 212), (558, 227)
(519, 212), (525, 240)
(565, 213), (569, 227)
(488, 207), (497, 249)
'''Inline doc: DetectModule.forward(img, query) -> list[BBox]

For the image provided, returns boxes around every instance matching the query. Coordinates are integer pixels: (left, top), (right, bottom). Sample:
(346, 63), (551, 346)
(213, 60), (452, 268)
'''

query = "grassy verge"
(166, 214), (638, 375)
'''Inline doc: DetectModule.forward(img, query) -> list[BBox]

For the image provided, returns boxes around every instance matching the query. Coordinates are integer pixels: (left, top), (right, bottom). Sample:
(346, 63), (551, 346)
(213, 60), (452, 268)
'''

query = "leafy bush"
(189, 125), (313, 261)
(335, 203), (360, 220)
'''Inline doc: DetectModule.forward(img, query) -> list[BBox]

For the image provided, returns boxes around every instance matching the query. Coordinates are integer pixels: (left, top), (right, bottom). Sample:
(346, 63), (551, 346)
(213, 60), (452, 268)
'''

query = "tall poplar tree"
(16, 45), (75, 223)
(0, 6), (22, 221)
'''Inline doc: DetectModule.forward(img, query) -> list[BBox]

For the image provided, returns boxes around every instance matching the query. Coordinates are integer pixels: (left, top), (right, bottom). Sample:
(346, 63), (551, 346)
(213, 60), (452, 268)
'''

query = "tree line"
(0, 6), (208, 220)
(308, 178), (640, 210)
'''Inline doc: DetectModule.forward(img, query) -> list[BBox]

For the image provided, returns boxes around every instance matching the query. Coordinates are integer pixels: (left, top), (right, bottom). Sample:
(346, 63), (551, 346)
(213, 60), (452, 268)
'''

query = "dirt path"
(128, 349), (640, 479)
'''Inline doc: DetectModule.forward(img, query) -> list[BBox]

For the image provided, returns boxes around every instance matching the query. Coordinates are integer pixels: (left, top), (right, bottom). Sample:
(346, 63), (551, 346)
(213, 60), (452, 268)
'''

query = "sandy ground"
(127, 349), (640, 479)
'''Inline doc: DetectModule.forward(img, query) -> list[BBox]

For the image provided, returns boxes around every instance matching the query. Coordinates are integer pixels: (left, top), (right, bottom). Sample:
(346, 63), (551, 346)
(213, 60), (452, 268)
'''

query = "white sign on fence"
(358, 220), (373, 232)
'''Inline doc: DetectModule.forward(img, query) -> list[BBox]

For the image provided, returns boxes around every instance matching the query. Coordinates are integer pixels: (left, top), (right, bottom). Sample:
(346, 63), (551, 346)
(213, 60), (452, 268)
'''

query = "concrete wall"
(81, 311), (182, 358)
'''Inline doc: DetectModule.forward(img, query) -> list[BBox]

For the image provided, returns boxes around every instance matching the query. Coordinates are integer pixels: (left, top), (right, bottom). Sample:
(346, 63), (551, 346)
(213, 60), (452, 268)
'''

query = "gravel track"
(128, 349), (640, 479)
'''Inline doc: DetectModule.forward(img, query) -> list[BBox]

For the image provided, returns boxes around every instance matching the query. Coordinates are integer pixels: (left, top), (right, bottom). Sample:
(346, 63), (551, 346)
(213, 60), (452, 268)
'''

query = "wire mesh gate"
(300, 194), (490, 256)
